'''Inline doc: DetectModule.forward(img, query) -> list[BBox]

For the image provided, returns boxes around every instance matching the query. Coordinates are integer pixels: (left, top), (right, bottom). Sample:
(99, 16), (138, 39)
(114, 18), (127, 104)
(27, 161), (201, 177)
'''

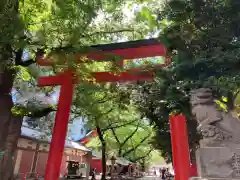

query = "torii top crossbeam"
(38, 38), (166, 65)
(37, 38), (167, 180)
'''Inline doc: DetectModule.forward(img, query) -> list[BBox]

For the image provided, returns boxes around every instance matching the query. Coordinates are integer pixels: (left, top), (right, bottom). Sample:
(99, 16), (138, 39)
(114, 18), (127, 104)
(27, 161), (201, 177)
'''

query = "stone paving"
(139, 176), (173, 180)
(139, 177), (160, 180)
(20, 175), (174, 180)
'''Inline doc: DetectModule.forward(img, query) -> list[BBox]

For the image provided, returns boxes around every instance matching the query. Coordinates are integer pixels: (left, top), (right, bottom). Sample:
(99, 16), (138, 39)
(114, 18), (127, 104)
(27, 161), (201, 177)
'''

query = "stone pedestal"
(192, 147), (240, 180)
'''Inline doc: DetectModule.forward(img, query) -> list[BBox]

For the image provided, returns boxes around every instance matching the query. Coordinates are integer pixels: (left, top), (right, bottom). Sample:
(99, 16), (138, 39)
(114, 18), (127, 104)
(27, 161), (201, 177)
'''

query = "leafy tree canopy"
(126, 0), (240, 162)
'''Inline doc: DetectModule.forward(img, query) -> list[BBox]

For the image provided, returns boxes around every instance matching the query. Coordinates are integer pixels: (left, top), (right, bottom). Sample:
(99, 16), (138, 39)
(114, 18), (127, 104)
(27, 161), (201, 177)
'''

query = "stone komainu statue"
(190, 89), (240, 180)
(190, 88), (240, 147)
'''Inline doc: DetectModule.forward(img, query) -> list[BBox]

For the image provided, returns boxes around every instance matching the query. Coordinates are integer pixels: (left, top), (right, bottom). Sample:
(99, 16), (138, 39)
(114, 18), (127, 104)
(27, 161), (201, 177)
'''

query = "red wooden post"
(38, 70), (74, 180)
(169, 114), (191, 180)
(190, 163), (198, 177)
(169, 115), (180, 180)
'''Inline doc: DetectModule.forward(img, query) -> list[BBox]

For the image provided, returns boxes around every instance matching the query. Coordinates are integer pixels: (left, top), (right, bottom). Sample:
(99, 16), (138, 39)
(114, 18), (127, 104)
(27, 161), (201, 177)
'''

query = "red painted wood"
(12, 150), (18, 173)
(169, 114), (191, 180)
(60, 154), (67, 176)
(91, 159), (102, 173)
(44, 70), (74, 180)
(39, 69), (154, 87)
(93, 71), (154, 82)
(38, 74), (64, 86)
(18, 150), (34, 177)
(37, 44), (166, 66)
(36, 152), (48, 176)
(79, 137), (89, 144)
(190, 163), (198, 177)
(85, 44), (166, 61)
(169, 115), (179, 180)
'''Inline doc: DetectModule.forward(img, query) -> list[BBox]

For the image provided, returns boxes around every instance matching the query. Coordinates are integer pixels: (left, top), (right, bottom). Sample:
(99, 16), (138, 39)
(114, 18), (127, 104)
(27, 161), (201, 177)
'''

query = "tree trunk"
(101, 141), (107, 180)
(139, 159), (145, 172)
(118, 148), (122, 158)
(0, 70), (23, 180)
(96, 126), (107, 180)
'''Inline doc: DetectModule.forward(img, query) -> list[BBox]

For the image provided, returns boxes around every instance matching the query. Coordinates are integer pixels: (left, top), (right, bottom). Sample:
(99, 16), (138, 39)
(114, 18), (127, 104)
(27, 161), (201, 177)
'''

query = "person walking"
(91, 168), (96, 180)
(159, 168), (162, 178)
(161, 168), (166, 180)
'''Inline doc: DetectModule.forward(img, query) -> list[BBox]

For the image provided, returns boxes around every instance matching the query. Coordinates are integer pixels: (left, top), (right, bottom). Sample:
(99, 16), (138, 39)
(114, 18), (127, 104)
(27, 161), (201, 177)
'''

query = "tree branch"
(13, 28), (133, 68)
(94, 94), (118, 104)
(110, 125), (121, 145)
(234, 89), (240, 101)
(102, 119), (137, 132)
(120, 122), (140, 148)
(96, 107), (114, 120)
(116, 121), (140, 157)
(96, 124), (105, 142)
(122, 134), (151, 157)
(15, 49), (24, 65)
(15, 48), (45, 67)
(130, 148), (153, 162)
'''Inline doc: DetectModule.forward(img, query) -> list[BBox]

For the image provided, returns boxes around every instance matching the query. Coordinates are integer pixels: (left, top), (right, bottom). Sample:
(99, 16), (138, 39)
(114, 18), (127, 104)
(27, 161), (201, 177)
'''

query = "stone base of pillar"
(194, 147), (240, 180)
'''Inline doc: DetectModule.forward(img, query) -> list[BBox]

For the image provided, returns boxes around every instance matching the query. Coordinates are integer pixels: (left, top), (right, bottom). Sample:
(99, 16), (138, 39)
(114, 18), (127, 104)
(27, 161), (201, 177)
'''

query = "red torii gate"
(37, 39), (191, 180)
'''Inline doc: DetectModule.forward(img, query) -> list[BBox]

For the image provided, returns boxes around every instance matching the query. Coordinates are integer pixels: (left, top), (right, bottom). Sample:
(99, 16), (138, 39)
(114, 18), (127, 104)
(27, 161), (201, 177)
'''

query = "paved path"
(22, 175), (172, 180)
(139, 176), (161, 180)
(139, 176), (173, 180)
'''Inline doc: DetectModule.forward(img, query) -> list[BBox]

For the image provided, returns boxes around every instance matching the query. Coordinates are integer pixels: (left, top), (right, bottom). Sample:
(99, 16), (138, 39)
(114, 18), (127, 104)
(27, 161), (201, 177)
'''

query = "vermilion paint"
(40, 70), (74, 180)
(37, 40), (166, 66)
(169, 115), (180, 180)
(190, 163), (198, 177)
(169, 114), (191, 180)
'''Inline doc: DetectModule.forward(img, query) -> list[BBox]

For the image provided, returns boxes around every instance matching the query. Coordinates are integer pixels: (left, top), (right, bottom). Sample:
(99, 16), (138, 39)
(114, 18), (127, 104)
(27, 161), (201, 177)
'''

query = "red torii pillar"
(170, 114), (191, 180)
(36, 39), (191, 180)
